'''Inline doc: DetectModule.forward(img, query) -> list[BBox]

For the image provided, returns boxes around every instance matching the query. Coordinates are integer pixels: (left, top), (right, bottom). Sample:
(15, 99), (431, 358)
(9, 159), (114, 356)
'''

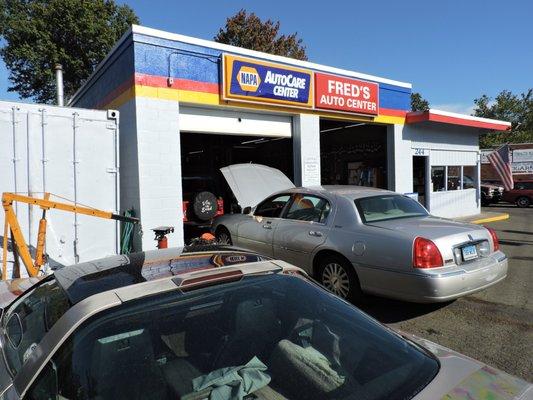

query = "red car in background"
(502, 180), (533, 207)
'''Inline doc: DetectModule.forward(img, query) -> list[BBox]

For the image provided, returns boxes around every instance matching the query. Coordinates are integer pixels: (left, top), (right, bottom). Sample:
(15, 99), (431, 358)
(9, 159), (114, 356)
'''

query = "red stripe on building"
(135, 73), (219, 94)
(406, 111), (511, 131)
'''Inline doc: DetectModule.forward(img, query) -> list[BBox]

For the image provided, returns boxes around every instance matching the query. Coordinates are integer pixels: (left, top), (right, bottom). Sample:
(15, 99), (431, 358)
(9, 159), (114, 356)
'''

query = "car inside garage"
(180, 131), (293, 239)
(320, 118), (389, 188)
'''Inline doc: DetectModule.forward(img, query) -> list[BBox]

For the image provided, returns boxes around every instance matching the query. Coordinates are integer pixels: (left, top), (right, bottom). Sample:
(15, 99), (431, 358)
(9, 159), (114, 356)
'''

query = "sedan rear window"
(356, 195), (428, 223)
(27, 274), (438, 400)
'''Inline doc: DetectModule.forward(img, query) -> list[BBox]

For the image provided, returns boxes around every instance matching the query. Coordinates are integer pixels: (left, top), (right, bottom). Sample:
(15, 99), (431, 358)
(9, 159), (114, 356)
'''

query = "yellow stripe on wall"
(106, 84), (406, 125)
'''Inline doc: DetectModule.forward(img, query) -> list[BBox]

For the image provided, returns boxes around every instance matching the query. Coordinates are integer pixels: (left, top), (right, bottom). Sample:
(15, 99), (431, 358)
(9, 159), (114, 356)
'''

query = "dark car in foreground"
(0, 248), (530, 400)
(502, 180), (533, 207)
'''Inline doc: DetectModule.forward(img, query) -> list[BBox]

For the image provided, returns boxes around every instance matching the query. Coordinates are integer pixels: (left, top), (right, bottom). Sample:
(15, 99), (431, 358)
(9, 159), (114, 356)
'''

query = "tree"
(474, 89), (533, 148)
(410, 92), (430, 111)
(0, 0), (139, 104)
(215, 9), (307, 61)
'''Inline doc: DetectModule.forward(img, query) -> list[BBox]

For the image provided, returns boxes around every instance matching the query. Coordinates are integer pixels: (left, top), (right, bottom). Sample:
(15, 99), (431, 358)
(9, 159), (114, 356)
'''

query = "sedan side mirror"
(242, 206), (252, 215)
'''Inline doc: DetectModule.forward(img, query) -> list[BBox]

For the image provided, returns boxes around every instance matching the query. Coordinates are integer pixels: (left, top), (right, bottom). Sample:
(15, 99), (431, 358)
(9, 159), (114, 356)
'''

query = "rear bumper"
(360, 253), (508, 303)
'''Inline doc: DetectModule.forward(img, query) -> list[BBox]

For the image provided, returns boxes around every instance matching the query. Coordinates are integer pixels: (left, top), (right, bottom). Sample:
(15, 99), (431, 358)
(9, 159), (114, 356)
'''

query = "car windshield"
(355, 195), (429, 223)
(30, 274), (439, 400)
(2, 277), (70, 376)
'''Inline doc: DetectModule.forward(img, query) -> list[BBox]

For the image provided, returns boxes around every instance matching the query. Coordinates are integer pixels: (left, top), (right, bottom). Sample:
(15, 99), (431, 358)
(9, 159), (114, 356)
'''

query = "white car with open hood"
(213, 164), (508, 303)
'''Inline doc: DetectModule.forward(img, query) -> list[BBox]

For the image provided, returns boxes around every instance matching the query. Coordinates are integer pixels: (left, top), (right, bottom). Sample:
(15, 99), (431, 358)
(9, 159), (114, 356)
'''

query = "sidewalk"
(455, 211), (510, 224)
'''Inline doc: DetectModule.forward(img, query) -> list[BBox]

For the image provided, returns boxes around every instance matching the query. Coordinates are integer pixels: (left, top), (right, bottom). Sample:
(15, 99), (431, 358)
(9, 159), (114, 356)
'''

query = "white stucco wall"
(401, 123), (481, 218)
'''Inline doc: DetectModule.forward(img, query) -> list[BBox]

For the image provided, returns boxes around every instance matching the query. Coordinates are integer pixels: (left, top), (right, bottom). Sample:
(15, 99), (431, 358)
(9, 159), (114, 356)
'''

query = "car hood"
(220, 163), (295, 209)
(407, 334), (532, 399)
(368, 216), (487, 241)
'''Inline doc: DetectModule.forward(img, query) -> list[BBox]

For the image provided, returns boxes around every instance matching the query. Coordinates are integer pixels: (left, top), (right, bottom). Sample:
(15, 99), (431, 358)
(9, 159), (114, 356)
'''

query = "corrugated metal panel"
(0, 101), (119, 277)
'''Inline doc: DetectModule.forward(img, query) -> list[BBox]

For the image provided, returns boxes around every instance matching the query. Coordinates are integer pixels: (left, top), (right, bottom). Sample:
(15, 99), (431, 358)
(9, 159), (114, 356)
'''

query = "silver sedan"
(213, 166), (508, 303)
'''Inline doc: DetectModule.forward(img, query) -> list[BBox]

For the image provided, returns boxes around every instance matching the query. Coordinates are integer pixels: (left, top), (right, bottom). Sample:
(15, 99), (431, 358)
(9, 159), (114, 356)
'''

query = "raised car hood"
(220, 164), (295, 209)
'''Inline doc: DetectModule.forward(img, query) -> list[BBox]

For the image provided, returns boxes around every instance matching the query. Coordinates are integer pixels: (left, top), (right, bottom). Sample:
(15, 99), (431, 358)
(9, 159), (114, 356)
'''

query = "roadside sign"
(512, 162), (533, 175)
(512, 149), (533, 163)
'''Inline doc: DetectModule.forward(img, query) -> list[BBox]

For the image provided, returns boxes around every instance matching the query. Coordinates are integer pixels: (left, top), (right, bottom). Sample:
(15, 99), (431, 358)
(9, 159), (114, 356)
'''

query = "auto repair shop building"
(70, 25), (511, 249)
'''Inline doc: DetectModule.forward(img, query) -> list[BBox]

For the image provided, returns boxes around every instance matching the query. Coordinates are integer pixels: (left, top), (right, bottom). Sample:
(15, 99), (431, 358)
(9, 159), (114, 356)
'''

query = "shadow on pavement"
(499, 239), (532, 246)
(355, 295), (453, 324)
(501, 229), (533, 236)
(482, 203), (518, 209)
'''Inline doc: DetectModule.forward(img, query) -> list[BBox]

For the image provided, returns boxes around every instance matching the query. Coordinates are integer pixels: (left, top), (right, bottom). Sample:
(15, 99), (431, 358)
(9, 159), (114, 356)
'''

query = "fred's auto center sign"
(222, 54), (379, 116)
(314, 73), (379, 115)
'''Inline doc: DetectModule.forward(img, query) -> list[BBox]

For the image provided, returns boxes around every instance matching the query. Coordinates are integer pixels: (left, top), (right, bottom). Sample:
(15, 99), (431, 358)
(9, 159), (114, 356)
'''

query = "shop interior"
(320, 119), (389, 189)
(180, 132), (293, 213)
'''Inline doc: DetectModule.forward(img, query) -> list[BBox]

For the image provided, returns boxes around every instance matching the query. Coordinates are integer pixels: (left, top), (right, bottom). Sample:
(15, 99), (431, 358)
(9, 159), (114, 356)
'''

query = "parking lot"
(359, 205), (533, 381)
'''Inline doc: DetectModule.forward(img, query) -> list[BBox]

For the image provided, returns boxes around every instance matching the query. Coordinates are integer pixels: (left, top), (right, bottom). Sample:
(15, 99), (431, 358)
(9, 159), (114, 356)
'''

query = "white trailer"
(0, 100), (120, 277)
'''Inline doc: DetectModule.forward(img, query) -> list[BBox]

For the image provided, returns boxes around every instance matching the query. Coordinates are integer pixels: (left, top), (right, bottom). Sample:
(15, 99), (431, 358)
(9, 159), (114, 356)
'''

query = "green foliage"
(474, 89), (533, 148)
(0, 0), (139, 104)
(410, 92), (430, 111)
(215, 9), (307, 61)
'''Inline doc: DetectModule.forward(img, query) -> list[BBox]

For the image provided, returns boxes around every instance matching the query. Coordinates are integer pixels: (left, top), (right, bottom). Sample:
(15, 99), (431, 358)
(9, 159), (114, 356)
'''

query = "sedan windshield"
(28, 274), (439, 400)
(356, 195), (429, 223)
(2, 278), (70, 376)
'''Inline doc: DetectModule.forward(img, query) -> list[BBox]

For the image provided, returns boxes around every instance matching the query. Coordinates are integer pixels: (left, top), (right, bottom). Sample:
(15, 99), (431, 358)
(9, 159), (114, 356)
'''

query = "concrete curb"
(468, 213), (510, 224)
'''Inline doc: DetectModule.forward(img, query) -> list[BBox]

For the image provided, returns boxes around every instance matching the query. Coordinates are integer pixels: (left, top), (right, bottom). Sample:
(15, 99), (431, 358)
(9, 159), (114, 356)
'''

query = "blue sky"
(1, 0), (532, 113)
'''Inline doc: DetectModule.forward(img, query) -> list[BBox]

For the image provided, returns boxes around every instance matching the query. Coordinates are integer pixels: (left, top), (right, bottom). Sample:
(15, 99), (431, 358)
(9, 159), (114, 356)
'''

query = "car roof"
(53, 246), (270, 305)
(275, 185), (395, 200)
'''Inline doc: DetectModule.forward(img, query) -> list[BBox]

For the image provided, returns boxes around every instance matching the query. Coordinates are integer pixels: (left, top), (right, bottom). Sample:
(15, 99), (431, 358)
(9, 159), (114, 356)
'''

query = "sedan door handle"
(309, 231), (323, 237)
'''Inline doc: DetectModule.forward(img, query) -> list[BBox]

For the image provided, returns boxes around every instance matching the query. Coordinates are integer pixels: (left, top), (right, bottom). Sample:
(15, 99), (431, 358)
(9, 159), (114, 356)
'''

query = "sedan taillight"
(485, 226), (500, 251)
(413, 237), (444, 268)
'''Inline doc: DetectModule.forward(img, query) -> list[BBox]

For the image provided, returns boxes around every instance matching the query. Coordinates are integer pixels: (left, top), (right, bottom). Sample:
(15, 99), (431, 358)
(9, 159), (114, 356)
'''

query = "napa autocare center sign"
(314, 73), (379, 115)
(223, 54), (313, 108)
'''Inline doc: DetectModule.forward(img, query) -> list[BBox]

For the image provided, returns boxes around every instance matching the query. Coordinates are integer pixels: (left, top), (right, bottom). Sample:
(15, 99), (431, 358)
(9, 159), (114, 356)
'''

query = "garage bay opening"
(320, 119), (389, 189)
(180, 132), (293, 240)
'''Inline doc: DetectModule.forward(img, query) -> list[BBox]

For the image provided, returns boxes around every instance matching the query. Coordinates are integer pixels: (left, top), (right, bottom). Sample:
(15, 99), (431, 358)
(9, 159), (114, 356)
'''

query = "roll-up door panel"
(180, 107), (291, 137)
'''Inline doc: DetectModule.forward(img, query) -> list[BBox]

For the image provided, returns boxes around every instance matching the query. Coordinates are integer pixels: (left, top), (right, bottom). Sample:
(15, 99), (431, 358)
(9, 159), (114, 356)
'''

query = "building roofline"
(132, 25), (412, 89)
(406, 108), (512, 131)
(68, 26), (134, 105)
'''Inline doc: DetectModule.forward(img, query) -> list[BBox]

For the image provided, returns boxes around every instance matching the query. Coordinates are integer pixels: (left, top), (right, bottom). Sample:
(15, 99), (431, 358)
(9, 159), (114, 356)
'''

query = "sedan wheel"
(322, 263), (351, 298)
(215, 228), (232, 245)
(319, 256), (362, 302)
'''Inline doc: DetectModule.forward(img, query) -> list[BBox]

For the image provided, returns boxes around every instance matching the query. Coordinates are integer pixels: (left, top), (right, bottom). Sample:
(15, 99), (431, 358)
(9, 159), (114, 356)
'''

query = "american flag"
(487, 144), (514, 191)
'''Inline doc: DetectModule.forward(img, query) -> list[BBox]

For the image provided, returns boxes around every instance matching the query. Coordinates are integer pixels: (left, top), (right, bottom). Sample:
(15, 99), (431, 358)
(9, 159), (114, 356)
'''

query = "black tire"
(215, 227), (232, 245)
(191, 191), (218, 221)
(516, 196), (530, 208)
(316, 254), (363, 303)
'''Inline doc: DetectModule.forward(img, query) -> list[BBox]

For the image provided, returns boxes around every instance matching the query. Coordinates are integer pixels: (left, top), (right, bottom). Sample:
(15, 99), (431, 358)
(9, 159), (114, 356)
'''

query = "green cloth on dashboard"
(192, 356), (271, 400)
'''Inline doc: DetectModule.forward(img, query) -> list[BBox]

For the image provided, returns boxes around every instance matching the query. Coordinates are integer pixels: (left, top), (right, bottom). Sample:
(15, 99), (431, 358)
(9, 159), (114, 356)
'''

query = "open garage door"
(179, 107), (293, 240)
(320, 119), (389, 189)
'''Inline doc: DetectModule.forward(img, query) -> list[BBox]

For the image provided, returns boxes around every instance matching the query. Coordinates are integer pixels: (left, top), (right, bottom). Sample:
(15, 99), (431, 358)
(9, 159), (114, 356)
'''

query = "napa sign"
(223, 54), (313, 108)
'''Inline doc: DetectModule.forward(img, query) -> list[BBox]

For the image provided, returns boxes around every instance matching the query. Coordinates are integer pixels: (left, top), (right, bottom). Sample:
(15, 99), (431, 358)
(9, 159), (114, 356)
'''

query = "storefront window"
(431, 166), (445, 192)
(463, 166), (476, 189)
(447, 166), (461, 190)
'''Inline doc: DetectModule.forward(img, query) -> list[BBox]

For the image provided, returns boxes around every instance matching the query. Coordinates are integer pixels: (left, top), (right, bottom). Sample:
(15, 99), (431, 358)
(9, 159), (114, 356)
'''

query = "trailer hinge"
(106, 167), (118, 174)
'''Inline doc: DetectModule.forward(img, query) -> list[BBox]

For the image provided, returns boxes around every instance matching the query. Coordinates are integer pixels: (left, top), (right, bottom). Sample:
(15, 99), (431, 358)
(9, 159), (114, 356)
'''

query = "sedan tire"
(215, 227), (233, 245)
(318, 255), (363, 303)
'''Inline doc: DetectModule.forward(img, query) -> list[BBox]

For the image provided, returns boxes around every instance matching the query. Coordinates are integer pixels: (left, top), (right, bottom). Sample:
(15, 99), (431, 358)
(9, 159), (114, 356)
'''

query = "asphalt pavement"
(359, 205), (533, 381)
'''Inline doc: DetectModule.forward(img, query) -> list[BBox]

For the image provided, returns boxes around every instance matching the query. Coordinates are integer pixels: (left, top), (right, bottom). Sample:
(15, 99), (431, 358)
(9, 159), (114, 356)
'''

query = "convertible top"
(53, 246), (268, 305)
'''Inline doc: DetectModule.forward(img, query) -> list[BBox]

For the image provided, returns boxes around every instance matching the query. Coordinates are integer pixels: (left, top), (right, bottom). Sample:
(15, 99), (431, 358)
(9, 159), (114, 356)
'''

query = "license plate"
(462, 244), (478, 261)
